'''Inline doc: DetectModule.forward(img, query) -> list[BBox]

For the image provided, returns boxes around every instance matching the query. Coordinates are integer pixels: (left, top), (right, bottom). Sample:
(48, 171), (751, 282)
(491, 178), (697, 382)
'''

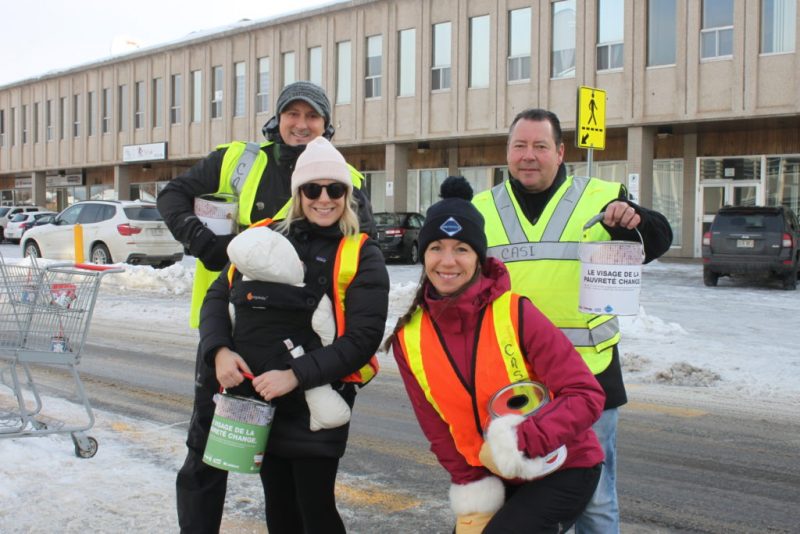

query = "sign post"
(576, 86), (607, 177)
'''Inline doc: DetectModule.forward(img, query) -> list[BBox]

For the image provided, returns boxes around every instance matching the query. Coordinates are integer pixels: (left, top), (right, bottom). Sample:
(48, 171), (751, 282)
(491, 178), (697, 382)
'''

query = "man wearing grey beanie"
(157, 81), (375, 534)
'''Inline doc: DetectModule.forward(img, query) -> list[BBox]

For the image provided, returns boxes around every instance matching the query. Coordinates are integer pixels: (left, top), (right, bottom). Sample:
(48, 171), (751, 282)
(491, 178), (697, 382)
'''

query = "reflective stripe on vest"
(473, 176), (623, 374)
(398, 292), (534, 466)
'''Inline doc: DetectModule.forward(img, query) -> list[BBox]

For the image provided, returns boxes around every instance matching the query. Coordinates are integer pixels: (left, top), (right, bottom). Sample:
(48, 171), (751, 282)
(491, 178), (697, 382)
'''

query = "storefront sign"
(15, 177), (32, 188)
(47, 174), (84, 186)
(123, 142), (168, 162)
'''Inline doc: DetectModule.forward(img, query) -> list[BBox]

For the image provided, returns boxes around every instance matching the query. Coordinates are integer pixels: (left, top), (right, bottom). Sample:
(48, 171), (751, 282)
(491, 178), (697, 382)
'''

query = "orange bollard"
(74, 223), (85, 263)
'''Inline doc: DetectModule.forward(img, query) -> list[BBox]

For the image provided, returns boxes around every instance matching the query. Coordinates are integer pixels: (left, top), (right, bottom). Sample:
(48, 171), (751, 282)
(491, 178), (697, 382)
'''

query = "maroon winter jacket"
(392, 257), (605, 484)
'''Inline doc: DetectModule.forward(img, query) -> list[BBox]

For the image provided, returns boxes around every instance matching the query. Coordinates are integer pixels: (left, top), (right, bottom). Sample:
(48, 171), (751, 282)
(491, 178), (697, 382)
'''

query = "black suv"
(702, 206), (800, 290)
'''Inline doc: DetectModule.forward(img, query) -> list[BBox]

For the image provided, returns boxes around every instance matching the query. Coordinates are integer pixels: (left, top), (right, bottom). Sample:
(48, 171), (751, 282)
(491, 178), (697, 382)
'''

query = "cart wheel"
(74, 436), (99, 458)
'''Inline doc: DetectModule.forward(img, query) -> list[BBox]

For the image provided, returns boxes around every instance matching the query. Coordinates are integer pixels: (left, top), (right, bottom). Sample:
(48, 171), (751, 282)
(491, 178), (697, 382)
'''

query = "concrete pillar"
(31, 172), (47, 207)
(385, 143), (409, 212)
(626, 126), (656, 207)
(683, 133), (698, 258)
(447, 147), (459, 177)
(114, 165), (132, 200)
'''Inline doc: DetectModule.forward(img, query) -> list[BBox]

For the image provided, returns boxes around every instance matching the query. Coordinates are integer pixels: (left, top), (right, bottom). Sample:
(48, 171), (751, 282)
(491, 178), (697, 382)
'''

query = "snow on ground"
(1, 245), (798, 531)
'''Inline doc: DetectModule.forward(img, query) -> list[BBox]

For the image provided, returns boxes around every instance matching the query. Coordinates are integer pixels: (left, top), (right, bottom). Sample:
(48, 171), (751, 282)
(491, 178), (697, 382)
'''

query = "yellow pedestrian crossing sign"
(577, 86), (606, 150)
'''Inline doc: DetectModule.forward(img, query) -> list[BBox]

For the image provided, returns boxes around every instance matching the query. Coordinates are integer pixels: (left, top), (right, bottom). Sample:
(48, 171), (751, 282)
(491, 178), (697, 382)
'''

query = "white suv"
(21, 200), (184, 267)
(0, 205), (46, 242)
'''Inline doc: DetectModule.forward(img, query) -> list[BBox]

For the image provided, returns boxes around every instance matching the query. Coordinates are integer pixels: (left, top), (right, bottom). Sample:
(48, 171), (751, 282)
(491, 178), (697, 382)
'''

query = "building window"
(701, 0), (733, 59)
(45, 100), (53, 141)
(308, 46), (322, 87)
(432, 22), (452, 91)
(170, 74), (182, 124)
(653, 159), (683, 247)
(469, 15), (490, 88)
(59, 97), (66, 139)
(72, 94), (81, 137)
(365, 35), (382, 99)
(134, 81), (145, 129)
(283, 52), (296, 87)
(761, 0), (796, 54)
(508, 8), (531, 82)
(118, 84), (129, 132)
(766, 157), (800, 214)
(22, 105), (28, 144)
(33, 103), (39, 143)
(191, 70), (202, 123)
(552, 0), (576, 78)
(101, 88), (111, 133)
(414, 168), (448, 213)
(234, 62), (246, 117)
(597, 0), (624, 70)
(10, 107), (15, 146)
(648, 0), (677, 66)
(256, 58), (270, 114)
(336, 41), (351, 104)
(398, 28), (416, 97)
(0, 109), (4, 147)
(211, 66), (223, 119)
(153, 78), (164, 127)
(87, 91), (96, 136)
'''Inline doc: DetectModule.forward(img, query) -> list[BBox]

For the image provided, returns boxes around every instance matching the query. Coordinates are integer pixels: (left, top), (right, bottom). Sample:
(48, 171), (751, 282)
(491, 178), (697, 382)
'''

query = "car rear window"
(124, 206), (164, 221)
(0, 208), (10, 217)
(374, 213), (400, 226)
(10, 213), (28, 222)
(714, 213), (783, 232)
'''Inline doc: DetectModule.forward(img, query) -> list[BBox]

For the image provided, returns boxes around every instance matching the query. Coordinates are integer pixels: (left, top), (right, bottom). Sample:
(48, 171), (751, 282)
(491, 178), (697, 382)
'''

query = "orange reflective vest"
(227, 219), (378, 385)
(397, 291), (537, 465)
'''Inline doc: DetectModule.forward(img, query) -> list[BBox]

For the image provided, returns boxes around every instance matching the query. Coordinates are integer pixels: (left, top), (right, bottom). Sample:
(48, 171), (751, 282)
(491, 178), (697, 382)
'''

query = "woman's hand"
(214, 347), (253, 389)
(252, 369), (300, 401)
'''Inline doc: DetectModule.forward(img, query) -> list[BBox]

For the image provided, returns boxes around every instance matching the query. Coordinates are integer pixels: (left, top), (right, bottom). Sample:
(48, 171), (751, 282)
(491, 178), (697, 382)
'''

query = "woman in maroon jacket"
(385, 176), (605, 534)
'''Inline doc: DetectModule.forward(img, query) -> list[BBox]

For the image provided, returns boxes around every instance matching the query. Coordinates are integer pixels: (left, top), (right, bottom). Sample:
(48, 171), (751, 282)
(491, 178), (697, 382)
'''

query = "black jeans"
(261, 454), (345, 534)
(484, 465), (602, 534)
(176, 348), (227, 534)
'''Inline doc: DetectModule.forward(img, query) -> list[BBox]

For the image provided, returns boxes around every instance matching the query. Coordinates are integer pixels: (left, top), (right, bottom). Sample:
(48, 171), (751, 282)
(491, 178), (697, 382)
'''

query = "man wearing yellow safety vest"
(472, 108), (673, 534)
(157, 81), (375, 534)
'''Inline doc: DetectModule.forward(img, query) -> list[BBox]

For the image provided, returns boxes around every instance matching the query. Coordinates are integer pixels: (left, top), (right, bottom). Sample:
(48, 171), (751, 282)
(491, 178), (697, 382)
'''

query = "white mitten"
(287, 343), (351, 431)
(482, 414), (567, 480)
(449, 476), (505, 533)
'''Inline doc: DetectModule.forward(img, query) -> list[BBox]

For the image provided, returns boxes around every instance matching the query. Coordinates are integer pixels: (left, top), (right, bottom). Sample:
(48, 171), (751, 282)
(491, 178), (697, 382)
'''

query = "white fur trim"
(449, 476), (505, 516)
(484, 415), (568, 480)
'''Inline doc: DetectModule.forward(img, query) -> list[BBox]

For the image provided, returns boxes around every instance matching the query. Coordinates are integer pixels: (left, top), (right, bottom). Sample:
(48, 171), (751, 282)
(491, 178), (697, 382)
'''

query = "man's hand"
(214, 347), (252, 389)
(252, 369), (299, 401)
(602, 201), (641, 230)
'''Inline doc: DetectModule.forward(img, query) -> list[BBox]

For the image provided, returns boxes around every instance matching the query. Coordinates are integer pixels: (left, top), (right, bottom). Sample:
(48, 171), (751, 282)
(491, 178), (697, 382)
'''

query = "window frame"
(365, 34), (383, 99)
(508, 7), (532, 83)
(432, 21), (452, 91)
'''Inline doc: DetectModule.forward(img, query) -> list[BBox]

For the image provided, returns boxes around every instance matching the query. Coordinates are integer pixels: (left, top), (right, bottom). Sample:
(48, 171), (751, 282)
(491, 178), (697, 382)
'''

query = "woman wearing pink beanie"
(199, 136), (389, 533)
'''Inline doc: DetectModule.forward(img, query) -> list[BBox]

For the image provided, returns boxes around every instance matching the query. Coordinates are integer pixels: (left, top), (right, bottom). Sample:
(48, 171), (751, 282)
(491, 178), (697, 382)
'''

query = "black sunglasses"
(299, 182), (348, 200)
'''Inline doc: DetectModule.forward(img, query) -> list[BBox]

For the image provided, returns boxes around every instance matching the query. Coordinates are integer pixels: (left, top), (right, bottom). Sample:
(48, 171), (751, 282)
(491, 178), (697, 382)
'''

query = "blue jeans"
(574, 408), (620, 534)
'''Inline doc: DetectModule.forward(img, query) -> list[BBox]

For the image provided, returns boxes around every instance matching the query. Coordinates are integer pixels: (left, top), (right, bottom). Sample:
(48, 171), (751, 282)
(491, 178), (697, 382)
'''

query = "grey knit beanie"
(276, 81), (332, 128)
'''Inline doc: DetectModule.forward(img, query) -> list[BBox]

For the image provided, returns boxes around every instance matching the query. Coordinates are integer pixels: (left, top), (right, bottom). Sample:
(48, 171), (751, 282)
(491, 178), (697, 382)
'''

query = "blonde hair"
(275, 187), (360, 236)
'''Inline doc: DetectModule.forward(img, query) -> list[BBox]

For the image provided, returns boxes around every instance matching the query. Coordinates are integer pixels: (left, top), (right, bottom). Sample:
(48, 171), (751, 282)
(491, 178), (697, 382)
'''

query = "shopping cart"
(0, 251), (123, 457)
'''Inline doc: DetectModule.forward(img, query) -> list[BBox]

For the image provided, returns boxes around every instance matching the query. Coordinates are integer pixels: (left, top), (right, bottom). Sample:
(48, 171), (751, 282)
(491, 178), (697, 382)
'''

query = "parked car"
(21, 200), (184, 268)
(3, 211), (57, 243)
(702, 206), (800, 290)
(374, 212), (425, 264)
(0, 205), (46, 242)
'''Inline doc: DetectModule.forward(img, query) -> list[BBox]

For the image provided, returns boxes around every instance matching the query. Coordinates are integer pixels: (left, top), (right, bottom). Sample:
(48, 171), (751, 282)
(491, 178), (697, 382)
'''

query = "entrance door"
(695, 182), (761, 256)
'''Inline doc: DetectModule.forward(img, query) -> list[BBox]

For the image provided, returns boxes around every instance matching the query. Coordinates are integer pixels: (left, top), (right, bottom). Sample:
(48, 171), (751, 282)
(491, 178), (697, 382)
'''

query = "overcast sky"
(1, 0), (336, 86)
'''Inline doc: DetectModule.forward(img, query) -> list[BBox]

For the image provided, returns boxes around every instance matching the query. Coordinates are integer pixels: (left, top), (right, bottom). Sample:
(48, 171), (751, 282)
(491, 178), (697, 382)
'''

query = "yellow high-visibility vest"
(472, 176), (623, 375)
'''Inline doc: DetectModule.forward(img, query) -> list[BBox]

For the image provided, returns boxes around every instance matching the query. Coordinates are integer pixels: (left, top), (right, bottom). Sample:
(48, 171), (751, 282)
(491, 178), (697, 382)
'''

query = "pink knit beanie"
(291, 137), (352, 195)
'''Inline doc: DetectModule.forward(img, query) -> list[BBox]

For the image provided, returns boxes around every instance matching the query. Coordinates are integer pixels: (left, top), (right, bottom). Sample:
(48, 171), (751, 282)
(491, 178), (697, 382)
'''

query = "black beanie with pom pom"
(418, 176), (487, 264)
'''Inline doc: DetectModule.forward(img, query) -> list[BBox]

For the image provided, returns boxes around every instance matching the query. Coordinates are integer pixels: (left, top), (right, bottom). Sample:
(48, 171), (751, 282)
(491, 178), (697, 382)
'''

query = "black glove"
(189, 229), (235, 272)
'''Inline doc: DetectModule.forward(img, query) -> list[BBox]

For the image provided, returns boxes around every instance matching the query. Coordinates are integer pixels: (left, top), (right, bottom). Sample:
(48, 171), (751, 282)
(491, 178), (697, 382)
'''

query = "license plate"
(150, 228), (165, 236)
(736, 239), (754, 248)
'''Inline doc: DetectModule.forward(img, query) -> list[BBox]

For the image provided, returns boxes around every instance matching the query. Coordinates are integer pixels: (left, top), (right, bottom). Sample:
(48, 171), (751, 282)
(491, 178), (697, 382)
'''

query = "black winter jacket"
(198, 220), (389, 458)
(157, 142), (376, 266)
